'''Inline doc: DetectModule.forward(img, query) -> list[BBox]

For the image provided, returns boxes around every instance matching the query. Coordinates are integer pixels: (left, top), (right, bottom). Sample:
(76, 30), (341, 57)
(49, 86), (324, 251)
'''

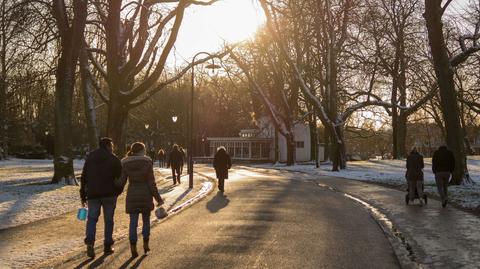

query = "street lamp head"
(145, 124), (150, 130)
(172, 116), (178, 123)
(205, 63), (222, 70)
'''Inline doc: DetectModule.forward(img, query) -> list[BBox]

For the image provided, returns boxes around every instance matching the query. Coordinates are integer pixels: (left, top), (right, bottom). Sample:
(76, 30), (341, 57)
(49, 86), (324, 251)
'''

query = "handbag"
(77, 207), (88, 221)
(155, 206), (168, 219)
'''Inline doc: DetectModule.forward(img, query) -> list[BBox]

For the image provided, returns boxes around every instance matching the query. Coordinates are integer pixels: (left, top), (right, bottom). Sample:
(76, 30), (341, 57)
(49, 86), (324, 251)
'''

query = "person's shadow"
(206, 191), (230, 213)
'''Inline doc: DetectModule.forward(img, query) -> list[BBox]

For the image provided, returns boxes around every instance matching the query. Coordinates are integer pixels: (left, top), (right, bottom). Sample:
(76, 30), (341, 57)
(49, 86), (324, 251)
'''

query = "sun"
(173, 0), (266, 61)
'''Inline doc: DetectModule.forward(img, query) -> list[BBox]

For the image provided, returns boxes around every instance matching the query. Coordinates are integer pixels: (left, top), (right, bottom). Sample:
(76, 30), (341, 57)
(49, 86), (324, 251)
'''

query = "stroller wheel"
(405, 194), (409, 205)
(423, 194), (428, 205)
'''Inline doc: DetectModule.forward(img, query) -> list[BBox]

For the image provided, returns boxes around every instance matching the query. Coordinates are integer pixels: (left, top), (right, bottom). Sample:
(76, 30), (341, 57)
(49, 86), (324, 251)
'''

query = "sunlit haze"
(170, 0), (265, 65)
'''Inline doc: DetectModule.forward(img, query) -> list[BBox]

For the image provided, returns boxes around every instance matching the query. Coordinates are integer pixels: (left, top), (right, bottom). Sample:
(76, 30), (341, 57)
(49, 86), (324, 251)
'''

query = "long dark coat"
(168, 149), (183, 168)
(213, 149), (232, 180)
(406, 151), (424, 182)
(116, 155), (163, 214)
(432, 146), (455, 173)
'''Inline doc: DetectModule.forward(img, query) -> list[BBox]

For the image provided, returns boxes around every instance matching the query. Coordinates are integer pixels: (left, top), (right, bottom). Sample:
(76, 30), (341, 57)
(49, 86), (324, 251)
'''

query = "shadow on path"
(167, 188), (192, 211)
(206, 191), (230, 213)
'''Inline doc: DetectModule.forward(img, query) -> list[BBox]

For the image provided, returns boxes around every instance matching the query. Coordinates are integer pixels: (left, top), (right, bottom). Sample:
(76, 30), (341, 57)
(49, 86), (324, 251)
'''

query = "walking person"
(406, 148), (424, 205)
(432, 145), (455, 208)
(157, 148), (166, 168)
(213, 146), (232, 192)
(115, 142), (164, 257)
(80, 137), (123, 258)
(167, 144), (183, 184)
(179, 146), (186, 175)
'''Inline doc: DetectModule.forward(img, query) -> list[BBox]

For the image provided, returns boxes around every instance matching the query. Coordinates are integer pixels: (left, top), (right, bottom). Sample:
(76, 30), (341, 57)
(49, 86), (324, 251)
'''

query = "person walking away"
(80, 137), (123, 258)
(406, 148), (424, 205)
(167, 144), (183, 184)
(432, 145), (455, 208)
(116, 142), (164, 257)
(179, 146), (186, 175)
(213, 146), (232, 192)
(149, 148), (156, 162)
(157, 149), (166, 168)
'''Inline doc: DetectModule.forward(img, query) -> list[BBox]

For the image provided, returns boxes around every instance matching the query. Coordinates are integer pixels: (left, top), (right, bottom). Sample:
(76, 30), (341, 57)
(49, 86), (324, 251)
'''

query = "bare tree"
(83, 0), (222, 154)
(51, 0), (88, 183)
(424, 0), (480, 184)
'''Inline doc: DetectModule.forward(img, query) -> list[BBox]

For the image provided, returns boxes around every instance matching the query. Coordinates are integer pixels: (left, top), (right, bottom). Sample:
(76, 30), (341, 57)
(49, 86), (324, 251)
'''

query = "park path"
(245, 166), (480, 268)
(0, 168), (211, 269)
(55, 166), (399, 269)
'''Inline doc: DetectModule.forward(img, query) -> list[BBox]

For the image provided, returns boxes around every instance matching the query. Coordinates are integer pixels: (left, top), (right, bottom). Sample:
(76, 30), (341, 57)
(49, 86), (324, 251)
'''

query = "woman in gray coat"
(116, 142), (164, 257)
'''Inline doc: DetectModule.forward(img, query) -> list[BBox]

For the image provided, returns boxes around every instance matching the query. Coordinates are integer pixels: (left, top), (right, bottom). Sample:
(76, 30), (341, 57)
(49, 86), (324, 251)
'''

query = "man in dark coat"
(80, 137), (122, 258)
(167, 144), (183, 184)
(406, 148), (424, 204)
(432, 145), (455, 207)
(213, 147), (232, 192)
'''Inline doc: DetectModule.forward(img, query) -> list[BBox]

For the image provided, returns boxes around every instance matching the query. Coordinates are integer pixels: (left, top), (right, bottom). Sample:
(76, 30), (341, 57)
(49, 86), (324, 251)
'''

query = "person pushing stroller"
(405, 147), (427, 206)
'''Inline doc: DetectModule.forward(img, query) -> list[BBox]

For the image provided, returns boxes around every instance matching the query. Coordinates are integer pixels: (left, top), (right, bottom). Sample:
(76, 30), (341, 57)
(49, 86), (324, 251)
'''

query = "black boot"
(86, 244), (95, 259)
(104, 244), (114, 255)
(143, 238), (150, 254)
(130, 243), (139, 258)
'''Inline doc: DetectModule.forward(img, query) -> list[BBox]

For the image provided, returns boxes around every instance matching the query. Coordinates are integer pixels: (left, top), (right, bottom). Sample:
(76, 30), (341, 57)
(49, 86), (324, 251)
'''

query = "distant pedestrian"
(80, 137), (123, 259)
(179, 146), (186, 175)
(432, 145), (455, 208)
(213, 146), (232, 192)
(116, 142), (164, 257)
(157, 149), (166, 168)
(168, 144), (184, 184)
(149, 148), (156, 162)
(406, 148), (424, 205)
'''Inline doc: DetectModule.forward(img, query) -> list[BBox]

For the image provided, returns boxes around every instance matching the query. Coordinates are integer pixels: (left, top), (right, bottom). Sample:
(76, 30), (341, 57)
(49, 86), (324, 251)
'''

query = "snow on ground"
(0, 158), (84, 230)
(254, 157), (480, 210)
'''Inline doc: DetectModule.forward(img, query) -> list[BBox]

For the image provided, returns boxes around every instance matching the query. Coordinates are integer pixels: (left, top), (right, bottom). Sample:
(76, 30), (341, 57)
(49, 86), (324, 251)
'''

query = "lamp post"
(189, 52), (221, 188)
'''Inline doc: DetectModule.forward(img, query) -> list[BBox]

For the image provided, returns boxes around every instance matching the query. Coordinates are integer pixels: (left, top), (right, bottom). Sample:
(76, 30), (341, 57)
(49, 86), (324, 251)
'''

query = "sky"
(169, 0), (265, 66)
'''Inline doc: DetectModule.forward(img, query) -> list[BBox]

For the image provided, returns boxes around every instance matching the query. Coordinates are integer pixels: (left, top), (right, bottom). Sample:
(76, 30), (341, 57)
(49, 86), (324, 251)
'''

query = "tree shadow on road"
(206, 191), (230, 213)
(166, 188), (192, 211)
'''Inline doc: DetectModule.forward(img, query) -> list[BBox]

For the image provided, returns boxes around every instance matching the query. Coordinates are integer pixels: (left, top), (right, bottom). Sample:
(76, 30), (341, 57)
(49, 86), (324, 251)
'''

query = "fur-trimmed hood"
(121, 155), (152, 165)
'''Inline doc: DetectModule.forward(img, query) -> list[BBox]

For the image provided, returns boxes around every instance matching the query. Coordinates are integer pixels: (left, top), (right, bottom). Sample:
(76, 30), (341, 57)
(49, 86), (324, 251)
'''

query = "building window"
(296, 141), (304, 148)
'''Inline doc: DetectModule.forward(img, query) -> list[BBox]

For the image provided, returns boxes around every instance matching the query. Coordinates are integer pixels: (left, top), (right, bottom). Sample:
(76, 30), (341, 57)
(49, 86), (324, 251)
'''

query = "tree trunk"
(285, 133), (295, 166)
(397, 112), (407, 158)
(0, 72), (6, 150)
(106, 98), (129, 156)
(424, 1), (467, 185)
(330, 125), (346, 171)
(80, 48), (99, 151)
(52, 48), (75, 183)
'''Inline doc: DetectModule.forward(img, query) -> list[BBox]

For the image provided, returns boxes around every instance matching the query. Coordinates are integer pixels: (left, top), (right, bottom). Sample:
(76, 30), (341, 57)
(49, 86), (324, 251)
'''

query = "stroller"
(405, 181), (427, 205)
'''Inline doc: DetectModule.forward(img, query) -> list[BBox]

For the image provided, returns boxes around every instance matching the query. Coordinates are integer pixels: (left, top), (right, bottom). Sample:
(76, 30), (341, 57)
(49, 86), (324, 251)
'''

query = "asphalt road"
(56, 167), (399, 269)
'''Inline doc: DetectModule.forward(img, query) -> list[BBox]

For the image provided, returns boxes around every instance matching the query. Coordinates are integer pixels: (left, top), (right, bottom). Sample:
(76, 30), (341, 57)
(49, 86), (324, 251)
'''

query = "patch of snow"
(0, 158), (84, 229)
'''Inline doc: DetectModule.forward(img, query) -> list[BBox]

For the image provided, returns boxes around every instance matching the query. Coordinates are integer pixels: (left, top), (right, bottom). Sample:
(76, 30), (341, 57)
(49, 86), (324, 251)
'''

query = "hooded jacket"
(80, 148), (122, 202)
(116, 154), (163, 214)
(213, 149), (232, 180)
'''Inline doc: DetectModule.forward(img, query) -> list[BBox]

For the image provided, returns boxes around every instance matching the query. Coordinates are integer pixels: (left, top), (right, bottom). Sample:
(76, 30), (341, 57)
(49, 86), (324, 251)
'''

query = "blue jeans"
(129, 212), (151, 244)
(85, 196), (117, 246)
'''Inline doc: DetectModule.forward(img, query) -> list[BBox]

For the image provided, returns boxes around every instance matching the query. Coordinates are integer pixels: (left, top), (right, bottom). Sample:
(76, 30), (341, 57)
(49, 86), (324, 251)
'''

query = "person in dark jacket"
(213, 146), (232, 192)
(179, 146), (186, 174)
(432, 145), (455, 208)
(157, 149), (166, 168)
(406, 148), (424, 205)
(167, 144), (183, 184)
(116, 142), (164, 257)
(80, 137), (122, 258)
